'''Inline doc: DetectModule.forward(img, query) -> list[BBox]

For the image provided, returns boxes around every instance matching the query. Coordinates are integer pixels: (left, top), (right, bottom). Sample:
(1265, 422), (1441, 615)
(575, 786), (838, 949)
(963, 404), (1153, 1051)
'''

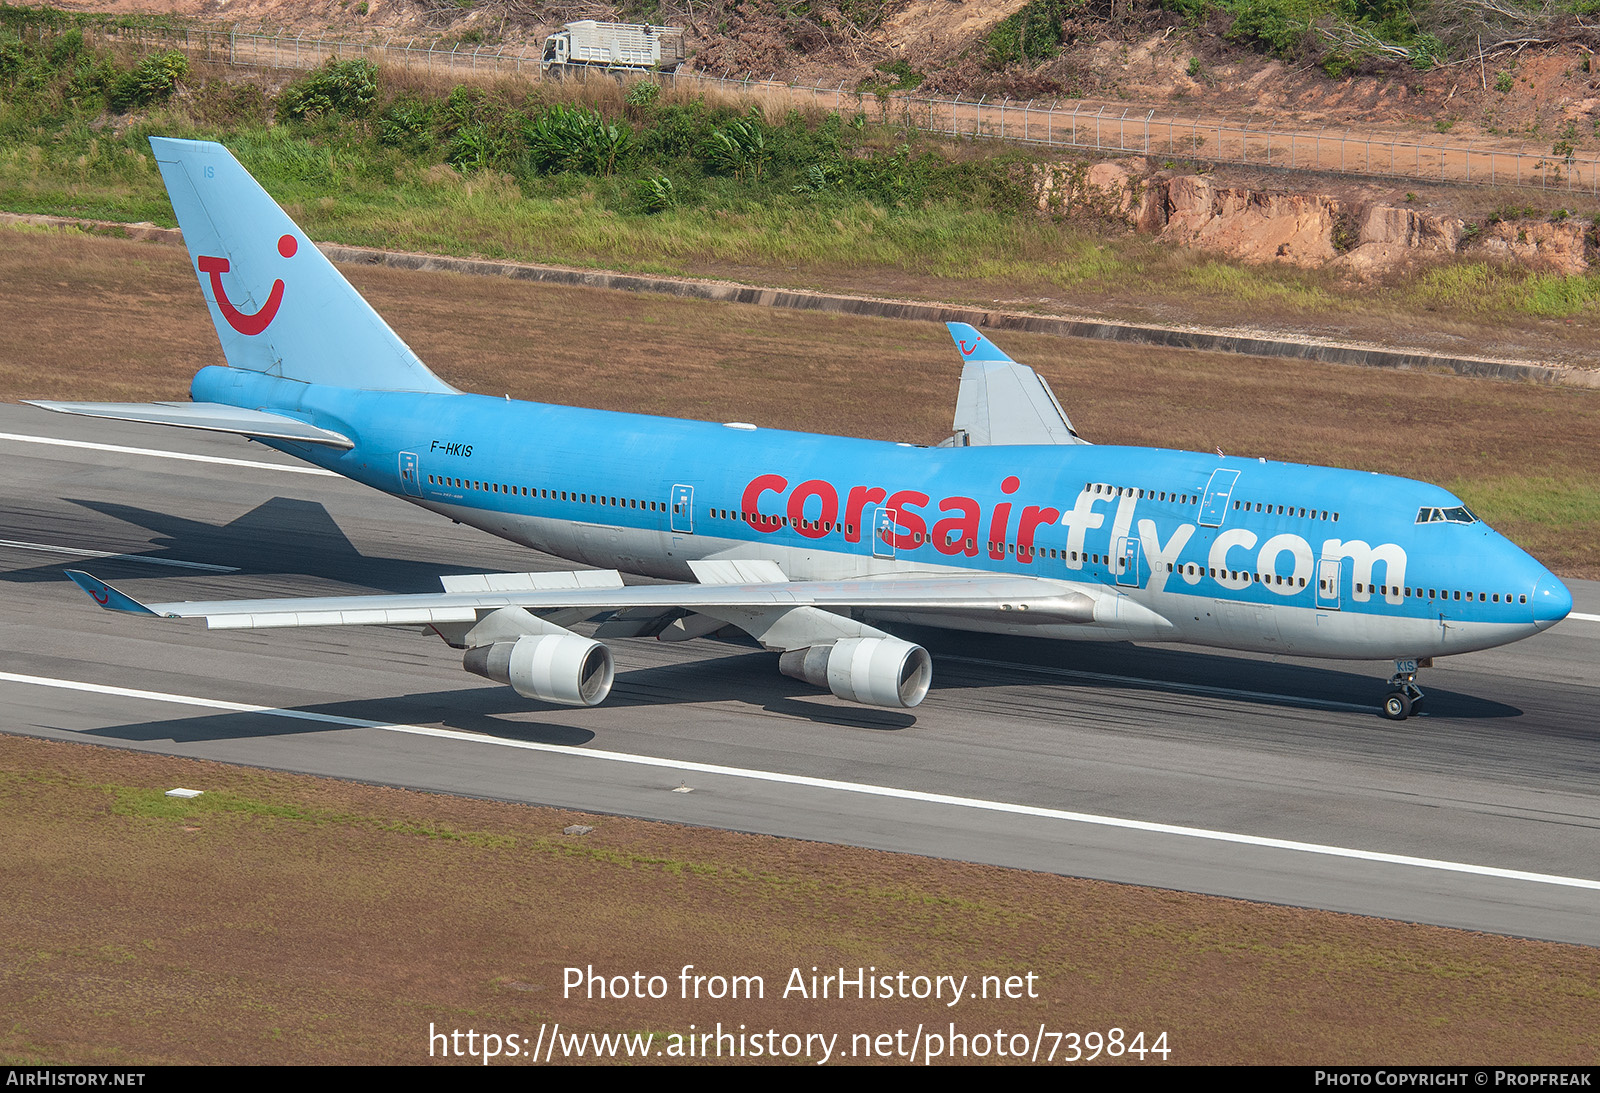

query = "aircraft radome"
(35, 138), (1573, 721)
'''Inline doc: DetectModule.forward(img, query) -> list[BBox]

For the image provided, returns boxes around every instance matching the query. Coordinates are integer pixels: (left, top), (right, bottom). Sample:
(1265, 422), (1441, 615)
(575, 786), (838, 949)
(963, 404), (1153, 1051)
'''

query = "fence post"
(1000, 97), (1007, 140)
(976, 95), (986, 138)
(1144, 109), (1153, 154)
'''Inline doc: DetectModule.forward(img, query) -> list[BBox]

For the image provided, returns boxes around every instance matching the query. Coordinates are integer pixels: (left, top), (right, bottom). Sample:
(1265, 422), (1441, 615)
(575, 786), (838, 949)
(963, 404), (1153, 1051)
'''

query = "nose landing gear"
(1381, 657), (1429, 719)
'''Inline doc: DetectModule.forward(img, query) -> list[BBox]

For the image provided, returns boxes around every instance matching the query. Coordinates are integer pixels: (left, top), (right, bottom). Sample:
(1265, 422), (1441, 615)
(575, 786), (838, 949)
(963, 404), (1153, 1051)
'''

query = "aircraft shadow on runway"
(903, 626), (1525, 722)
(75, 633), (1527, 758)
(2, 497), (503, 592)
(76, 651), (919, 751)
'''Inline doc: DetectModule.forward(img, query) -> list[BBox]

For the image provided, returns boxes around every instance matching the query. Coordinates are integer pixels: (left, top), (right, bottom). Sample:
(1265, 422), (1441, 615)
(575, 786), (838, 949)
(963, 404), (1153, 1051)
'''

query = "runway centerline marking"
(0, 538), (238, 573)
(5, 669), (1598, 894)
(0, 431), (339, 476)
(1569, 612), (1600, 623)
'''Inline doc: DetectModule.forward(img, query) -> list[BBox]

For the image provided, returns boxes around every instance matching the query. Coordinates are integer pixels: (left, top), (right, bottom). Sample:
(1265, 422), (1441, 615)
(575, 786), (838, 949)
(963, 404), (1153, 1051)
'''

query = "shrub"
(636, 174), (678, 212)
(277, 57), (378, 121)
(1226, 0), (1309, 58)
(1409, 32), (1444, 70)
(524, 104), (633, 176)
(447, 121), (511, 171)
(703, 116), (771, 182)
(108, 49), (187, 111)
(377, 95), (436, 152)
(984, 0), (1067, 69)
(624, 80), (660, 109)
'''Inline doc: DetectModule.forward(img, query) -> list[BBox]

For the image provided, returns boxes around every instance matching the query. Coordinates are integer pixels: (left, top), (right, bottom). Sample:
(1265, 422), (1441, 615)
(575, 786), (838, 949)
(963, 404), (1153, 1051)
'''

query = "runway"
(4, 403), (1597, 944)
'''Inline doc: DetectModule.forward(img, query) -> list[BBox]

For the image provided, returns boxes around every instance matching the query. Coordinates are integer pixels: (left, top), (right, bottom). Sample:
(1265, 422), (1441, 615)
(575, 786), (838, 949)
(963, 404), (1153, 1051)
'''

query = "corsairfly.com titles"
(564, 965), (1040, 1007)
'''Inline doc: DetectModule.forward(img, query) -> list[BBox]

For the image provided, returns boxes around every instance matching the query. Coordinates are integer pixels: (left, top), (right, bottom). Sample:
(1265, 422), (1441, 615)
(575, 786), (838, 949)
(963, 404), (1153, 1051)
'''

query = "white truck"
(540, 21), (684, 74)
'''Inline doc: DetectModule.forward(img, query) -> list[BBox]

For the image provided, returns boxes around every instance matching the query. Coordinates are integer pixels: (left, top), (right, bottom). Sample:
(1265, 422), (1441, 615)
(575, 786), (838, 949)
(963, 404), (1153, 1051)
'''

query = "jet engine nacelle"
(778, 636), (932, 708)
(463, 634), (615, 706)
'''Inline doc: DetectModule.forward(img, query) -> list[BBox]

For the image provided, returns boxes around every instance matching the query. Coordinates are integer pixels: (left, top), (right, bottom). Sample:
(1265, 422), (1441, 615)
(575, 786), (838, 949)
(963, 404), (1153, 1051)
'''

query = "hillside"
(45, 0), (1600, 153)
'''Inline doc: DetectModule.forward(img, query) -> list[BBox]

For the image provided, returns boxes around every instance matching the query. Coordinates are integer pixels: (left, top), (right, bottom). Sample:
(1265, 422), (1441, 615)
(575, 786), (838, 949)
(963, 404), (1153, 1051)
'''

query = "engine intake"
(464, 634), (615, 707)
(778, 636), (932, 708)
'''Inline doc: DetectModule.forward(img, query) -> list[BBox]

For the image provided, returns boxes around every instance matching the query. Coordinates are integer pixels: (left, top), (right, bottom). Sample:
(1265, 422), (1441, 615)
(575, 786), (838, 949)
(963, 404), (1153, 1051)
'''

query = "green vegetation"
(4, 8), (1600, 337)
(0, 19), (1063, 278)
(984, 0), (1072, 68)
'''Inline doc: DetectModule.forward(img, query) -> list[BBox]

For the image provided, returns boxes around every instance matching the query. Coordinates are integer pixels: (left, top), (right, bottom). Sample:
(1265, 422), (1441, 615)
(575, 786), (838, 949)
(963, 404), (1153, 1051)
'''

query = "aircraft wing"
(64, 567), (1102, 630)
(943, 322), (1086, 447)
(24, 401), (354, 449)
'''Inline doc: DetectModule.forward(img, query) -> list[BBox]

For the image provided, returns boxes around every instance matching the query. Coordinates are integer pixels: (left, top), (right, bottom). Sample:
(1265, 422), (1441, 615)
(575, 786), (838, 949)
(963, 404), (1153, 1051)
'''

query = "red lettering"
(1017, 505), (1061, 563)
(885, 490), (929, 550)
(742, 474), (788, 534)
(988, 502), (1012, 560)
(843, 486), (887, 544)
(787, 479), (840, 539)
(932, 497), (981, 557)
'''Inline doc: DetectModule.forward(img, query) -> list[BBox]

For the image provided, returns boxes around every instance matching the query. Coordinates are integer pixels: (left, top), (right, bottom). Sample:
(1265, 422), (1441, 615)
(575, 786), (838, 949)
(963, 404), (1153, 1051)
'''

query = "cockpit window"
(1415, 506), (1478, 525)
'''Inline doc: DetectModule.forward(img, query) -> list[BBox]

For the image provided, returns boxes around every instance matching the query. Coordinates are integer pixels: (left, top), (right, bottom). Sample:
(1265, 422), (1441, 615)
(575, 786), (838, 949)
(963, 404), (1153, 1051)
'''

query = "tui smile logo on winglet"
(198, 233), (297, 335)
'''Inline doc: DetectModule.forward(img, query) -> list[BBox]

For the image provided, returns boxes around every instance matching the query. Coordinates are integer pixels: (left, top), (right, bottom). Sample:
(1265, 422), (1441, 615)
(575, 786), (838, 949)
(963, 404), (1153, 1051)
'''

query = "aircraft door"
(1316, 557), (1341, 610)
(872, 507), (897, 559)
(670, 484), (694, 534)
(1115, 535), (1145, 588)
(1198, 468), (1241, 527)
(399, 452), (422, 497)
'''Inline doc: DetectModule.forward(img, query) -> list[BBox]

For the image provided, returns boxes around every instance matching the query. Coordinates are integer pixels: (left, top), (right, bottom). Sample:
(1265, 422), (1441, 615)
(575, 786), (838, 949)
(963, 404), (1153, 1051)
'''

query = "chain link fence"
(96, 24), (1600, 198)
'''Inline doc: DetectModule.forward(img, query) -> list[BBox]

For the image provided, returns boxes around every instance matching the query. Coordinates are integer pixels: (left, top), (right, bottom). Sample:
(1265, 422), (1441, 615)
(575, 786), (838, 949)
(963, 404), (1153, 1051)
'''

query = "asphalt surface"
(3, 403), (1597, 945)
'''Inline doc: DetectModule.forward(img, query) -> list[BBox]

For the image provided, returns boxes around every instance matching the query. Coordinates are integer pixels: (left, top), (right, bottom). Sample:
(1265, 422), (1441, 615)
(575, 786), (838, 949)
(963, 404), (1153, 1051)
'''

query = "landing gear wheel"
(1382, 691), (1413, 720)
(1380, 658), (1426, 720)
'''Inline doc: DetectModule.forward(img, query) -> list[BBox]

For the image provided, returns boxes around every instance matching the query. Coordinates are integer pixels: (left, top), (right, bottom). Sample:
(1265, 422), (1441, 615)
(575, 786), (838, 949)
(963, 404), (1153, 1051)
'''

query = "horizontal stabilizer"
(26, 400), (353, 449)
(944, 322), (1085, 447)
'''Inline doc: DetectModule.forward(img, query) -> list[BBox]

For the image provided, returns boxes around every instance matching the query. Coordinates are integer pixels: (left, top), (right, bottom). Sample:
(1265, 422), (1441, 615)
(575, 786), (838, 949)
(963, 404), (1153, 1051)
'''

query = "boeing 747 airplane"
(37, 138), (1573, 720)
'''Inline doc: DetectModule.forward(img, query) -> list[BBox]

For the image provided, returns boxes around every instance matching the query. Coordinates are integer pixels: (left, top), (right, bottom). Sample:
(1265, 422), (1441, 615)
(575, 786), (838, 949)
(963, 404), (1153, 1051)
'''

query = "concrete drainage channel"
(319, 242), (1593, 388)
(6, 212), (1590, 388)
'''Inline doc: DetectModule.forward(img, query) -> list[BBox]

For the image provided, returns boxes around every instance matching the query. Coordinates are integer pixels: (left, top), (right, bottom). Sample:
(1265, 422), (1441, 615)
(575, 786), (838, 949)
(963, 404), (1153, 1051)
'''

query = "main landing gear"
(1381, 657), (1429, 720)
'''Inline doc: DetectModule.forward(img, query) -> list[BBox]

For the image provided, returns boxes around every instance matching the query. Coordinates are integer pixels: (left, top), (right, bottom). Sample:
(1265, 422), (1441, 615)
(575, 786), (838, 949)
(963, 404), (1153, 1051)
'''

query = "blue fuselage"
(199, 366), (1571, 661)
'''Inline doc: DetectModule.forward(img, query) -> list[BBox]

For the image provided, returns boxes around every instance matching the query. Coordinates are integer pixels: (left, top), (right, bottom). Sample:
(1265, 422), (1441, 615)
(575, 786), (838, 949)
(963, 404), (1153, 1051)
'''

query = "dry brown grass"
(4, 733), (1598, 1065)
(4, 223), (1593, 573)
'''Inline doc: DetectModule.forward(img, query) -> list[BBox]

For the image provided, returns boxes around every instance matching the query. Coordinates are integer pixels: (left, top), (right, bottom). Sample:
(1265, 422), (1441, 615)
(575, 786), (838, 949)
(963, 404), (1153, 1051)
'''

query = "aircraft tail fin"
(150, 137), (454, 394)
(944, 322), (1086, 447)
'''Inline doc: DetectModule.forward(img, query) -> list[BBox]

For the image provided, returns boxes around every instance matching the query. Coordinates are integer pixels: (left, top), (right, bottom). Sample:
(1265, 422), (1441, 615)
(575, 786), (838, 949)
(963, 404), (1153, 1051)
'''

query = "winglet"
(946, 322), (1014, 363)
(64, 570), (161, 616)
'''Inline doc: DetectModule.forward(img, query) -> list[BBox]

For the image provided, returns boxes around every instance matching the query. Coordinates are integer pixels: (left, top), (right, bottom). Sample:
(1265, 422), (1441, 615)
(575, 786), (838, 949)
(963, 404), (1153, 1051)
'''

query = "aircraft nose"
(1532, 572), (1573, 630)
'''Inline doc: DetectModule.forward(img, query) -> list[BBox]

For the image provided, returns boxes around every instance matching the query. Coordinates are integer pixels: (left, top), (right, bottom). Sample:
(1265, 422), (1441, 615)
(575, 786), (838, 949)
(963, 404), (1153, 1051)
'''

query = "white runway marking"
(5, 669), (1598, 894)
(0, 431), (338, 476)
(1569, 612), (1600, 623)
(0, 538), (238, 573)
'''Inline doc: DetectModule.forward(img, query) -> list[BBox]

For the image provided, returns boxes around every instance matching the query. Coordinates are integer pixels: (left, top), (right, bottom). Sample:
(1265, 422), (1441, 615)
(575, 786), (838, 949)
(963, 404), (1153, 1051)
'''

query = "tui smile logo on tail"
(198, 233), (298, 335)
